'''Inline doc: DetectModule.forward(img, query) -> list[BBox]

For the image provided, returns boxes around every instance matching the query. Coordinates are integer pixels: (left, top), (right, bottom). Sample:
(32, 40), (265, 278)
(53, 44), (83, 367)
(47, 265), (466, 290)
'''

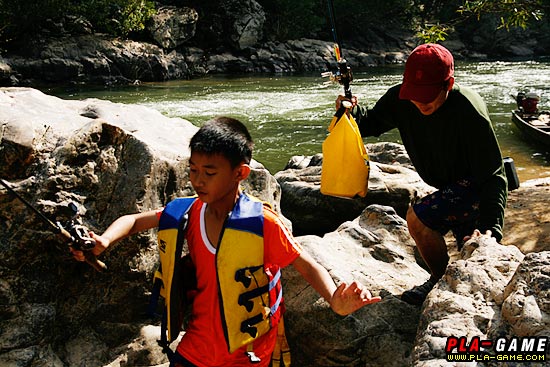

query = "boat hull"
(511, 110), (550, 148)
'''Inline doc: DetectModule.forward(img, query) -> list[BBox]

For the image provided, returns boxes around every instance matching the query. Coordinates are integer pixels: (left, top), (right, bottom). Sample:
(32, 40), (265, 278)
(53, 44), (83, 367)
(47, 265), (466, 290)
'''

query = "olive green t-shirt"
(354, 84), (507, 241)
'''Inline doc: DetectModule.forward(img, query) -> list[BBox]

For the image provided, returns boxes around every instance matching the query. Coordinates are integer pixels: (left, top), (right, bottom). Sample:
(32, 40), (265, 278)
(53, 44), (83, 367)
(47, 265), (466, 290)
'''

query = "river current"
(47, 60), (550, 182)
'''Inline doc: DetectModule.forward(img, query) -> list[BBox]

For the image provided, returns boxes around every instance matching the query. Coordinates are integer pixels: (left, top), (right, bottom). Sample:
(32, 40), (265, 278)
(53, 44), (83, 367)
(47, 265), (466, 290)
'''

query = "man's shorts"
(412, 179), (480, 248)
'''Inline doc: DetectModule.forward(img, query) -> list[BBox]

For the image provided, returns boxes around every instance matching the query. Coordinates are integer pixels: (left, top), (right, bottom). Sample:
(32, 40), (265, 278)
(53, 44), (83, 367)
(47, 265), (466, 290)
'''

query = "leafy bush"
(1, 0), (546, 50)
(74, 0), (156, 37)
(0, 0), (155, 48)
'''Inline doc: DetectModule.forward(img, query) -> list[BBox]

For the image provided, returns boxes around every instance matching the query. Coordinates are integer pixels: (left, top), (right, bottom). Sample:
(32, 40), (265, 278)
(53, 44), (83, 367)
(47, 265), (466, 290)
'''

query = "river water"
(47, 60), (550, 182)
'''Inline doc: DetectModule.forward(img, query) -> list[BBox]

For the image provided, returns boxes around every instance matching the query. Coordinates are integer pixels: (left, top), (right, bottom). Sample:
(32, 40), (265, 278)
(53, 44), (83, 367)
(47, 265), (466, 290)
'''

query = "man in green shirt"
(337, 43), (508, 305)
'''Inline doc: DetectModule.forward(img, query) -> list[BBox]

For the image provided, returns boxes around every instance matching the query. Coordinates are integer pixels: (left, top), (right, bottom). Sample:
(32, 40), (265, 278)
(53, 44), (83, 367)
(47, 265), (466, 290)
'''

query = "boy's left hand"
(330, 281), (382, 316)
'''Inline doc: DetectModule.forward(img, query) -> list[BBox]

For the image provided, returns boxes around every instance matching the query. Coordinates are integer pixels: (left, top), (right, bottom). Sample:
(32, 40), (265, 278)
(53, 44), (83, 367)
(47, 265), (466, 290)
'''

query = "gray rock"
(284, 204), (429, 366)
(499, 251), (550, 337)
(508, 44), (536, 57)
(0, 87), (282, 366)
(5, 35), (192, 85)
(1, 34), (401, 85)
(1, 87), (549, 367)
(232, 0), (265, 49)
(412, 235), (525, 365)
(148, 6), (198, 49)
(219, 0), (266, 50)
(0, 57), (12, 83)
(274, 144), (435, 235)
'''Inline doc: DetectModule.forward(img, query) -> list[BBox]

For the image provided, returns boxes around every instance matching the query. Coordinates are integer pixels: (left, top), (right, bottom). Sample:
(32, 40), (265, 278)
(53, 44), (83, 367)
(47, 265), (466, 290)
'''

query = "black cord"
(327, 0), (342, 58)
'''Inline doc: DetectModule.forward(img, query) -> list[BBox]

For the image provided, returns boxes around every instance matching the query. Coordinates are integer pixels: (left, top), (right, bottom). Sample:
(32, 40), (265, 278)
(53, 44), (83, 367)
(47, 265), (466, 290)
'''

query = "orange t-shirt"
(170, 199), (302, 367)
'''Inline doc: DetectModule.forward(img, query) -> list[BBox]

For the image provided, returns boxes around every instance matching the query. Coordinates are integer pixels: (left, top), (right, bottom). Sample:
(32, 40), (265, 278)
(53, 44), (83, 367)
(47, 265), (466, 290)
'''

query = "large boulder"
(189, 0), (266, 52)
(284, 204), (430, 366)
(499, 251), (550, 339)
(4, 35), (192, 85)
(284, 218), (550, 366)
(275, 144), (435, 235)
(228, 0), (266, 49)
(148, 6), (199, 49)
(0, 87), (280, 366)
(1, 88), (549, 367)
(413, 235), (526, 365)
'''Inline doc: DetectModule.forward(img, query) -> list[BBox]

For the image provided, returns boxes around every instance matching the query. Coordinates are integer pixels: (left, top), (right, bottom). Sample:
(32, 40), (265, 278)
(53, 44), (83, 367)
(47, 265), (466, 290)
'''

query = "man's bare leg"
(406, 206), (449, 280)
(401, 206), (449, 305)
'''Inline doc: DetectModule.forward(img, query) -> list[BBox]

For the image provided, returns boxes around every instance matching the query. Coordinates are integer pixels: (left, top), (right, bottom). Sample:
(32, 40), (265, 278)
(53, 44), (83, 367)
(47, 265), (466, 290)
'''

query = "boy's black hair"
(189, 116), (254, 167)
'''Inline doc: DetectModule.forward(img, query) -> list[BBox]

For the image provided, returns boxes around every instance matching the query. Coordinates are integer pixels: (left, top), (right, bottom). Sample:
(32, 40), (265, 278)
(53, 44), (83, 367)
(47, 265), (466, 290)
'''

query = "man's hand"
(463, 229), (492, 243)
(329, 281), (382, 316)
(335, 95), (358, 111)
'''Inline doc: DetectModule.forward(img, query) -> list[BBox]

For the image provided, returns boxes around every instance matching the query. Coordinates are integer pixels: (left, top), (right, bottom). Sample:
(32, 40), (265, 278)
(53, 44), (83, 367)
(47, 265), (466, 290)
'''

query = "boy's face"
(189, 152), (249, 205)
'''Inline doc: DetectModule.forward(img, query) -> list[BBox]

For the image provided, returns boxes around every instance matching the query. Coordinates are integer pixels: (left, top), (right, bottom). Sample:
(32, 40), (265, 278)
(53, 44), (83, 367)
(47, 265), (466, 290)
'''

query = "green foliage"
(0, 0), (547, 50)
(458, 0), (544, 30)
(416, 24), (449, 43)
(417, 0), (548, 42)
(0, 0), (155, 47)
(75, 0), (156, 37)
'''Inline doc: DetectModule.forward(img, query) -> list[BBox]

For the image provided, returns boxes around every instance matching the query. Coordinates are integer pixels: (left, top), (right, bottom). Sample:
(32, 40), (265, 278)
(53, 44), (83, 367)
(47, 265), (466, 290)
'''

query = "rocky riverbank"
(1, 88), (549, 366)
(1, 3), (549, 87)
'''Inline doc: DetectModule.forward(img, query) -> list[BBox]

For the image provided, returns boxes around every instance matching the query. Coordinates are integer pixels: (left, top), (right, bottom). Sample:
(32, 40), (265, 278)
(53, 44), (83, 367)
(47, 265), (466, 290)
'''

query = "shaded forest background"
(1, 0), (550, 55)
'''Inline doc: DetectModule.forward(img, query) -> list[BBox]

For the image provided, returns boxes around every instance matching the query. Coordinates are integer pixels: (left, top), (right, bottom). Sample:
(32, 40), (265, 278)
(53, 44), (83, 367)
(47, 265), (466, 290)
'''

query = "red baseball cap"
(399, 43), (454, 103)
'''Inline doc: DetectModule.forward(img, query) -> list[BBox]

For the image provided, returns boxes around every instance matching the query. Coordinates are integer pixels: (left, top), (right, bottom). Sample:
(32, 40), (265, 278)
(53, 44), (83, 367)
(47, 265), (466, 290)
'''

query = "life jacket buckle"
(245, 351), (261, 364)
(235, 265), (263, 288)
(238, 294), (255, 312)
(235, 268), (253, 288)
(241, 321), (258, 337)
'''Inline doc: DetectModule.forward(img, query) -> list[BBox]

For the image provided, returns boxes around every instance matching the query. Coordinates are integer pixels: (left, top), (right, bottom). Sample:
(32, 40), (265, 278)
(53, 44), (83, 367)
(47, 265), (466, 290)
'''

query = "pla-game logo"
(445, 336), (548, 362)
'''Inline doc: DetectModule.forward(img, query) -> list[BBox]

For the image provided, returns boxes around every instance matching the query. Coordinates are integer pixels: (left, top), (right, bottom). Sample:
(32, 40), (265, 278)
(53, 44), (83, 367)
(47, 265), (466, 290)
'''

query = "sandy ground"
(501, 177), (550, 254)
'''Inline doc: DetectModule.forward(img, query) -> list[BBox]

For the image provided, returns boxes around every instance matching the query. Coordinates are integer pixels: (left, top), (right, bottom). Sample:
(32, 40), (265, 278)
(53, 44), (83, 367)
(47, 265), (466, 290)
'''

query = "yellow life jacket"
(321, 107), (370, 198)
(216, 193), (283, 355)
(154, 196), (197, 344)
(153, 193), (290, 365)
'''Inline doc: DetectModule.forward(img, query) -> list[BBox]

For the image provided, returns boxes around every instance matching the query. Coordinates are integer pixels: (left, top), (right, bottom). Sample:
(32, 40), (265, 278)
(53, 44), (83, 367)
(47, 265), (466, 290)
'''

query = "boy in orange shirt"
(72, 116), (381, 366)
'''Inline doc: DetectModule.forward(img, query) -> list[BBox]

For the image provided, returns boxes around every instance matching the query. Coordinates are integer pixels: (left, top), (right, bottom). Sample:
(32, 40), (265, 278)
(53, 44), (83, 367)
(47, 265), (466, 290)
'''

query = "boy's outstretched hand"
(292, 251), (382, 316)
(330, 281), (382, 316)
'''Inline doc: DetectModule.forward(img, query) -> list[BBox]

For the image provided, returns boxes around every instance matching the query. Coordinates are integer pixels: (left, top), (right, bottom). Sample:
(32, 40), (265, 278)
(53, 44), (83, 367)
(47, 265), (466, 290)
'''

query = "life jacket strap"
(146, 275), (163, 318)
(155, 309), (176, 362)
(271, 317), (291, 367)
(237, 268), (281, 312)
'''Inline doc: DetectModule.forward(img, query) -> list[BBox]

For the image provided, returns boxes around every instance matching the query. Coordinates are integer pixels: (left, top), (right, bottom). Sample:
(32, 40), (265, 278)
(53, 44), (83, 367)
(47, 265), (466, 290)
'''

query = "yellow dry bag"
(321, 108), (369, 198)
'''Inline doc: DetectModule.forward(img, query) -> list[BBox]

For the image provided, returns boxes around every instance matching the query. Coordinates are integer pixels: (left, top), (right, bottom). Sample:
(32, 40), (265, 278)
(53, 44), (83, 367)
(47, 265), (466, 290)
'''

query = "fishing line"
(327, 0), (342, 59)
(325, 0), (353, 99)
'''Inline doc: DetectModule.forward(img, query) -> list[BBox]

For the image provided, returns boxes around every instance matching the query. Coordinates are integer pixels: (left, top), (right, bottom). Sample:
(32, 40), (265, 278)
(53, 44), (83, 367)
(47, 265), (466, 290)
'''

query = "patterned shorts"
(412, 179), (480, 247)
